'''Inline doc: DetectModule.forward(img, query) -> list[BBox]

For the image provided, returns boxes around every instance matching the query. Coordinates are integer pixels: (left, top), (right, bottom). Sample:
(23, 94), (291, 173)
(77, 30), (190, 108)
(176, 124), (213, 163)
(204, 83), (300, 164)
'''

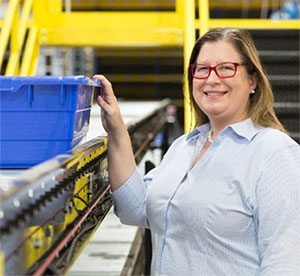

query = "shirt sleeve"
(255, 144), (300, 275)
(110, 133), (188, 228)
(111, 167), (156, 228)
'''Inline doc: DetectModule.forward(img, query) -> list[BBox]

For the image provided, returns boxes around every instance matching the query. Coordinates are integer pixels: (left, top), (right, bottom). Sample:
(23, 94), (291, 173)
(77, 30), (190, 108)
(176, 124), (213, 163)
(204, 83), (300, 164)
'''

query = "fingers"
(94, 74), (118, 114)
(94, 74), (126, 134)
(97, 95), (110, 112)
(93, 74), (115, 103)
(93, 74), (111, 88)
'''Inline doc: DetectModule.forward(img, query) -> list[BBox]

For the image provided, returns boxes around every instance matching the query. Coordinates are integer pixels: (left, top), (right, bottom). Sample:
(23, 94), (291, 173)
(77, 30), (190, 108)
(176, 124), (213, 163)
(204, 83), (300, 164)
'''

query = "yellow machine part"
(22, 140), (108, 271)
(23, 175), (91, 270)
(66, 139), (107, 170)
(24, 225), (57, 270)
(65, 140), (108, 225)
(70, 175), (89, 220)
(77, 139), (107, 171)
(24, 174), (91, 271)
(0, 251), (4, 276)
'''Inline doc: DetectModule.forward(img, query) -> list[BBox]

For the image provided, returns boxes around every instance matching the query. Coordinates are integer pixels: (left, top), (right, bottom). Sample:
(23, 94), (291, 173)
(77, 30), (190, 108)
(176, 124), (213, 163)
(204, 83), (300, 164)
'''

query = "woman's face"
(192, 40), (257, 126)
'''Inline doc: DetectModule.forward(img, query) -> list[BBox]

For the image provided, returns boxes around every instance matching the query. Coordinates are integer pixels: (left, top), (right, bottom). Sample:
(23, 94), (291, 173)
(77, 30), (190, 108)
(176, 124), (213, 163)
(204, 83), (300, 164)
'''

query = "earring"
(251, 89), (255, 94)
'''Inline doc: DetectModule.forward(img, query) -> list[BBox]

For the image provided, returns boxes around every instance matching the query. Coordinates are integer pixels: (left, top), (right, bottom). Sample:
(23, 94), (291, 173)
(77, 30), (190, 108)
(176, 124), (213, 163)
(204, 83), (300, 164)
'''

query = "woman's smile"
(204, 90), (228, 98)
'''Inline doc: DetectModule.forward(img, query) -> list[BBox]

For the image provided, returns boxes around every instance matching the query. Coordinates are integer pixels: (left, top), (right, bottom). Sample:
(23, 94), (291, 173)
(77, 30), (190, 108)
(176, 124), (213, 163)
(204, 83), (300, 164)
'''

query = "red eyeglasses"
(190, 62), (245, 79)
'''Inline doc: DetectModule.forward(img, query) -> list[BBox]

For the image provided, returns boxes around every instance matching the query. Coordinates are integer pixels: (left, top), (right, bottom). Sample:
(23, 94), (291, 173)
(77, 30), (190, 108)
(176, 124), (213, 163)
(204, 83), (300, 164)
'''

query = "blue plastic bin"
(0, 76), (100, 168)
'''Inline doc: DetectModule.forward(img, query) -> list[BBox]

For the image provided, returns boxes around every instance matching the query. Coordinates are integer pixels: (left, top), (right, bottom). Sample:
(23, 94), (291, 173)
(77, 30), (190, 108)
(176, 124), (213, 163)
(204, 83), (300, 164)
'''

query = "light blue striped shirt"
(112, 118), (300, 276)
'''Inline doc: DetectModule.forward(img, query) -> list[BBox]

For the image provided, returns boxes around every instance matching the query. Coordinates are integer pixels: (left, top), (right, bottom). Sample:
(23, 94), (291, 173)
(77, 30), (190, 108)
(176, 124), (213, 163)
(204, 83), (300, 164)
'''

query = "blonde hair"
(187, 27), (287, 133)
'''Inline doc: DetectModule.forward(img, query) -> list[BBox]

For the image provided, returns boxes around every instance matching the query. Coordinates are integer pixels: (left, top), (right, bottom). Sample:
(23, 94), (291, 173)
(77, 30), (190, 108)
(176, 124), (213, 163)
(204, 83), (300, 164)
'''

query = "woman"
(94, 28), (300, 275)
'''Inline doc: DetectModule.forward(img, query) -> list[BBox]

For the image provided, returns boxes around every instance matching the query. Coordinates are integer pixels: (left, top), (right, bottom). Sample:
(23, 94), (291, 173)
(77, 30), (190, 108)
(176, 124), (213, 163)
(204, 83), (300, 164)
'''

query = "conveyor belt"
(0, 99), (171, 275)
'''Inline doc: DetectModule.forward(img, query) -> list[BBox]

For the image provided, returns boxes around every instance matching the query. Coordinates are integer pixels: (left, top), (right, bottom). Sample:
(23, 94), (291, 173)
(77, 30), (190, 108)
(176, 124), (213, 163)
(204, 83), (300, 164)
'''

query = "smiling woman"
(93, 27), (300, 275)
(190, 39), (257, 137)
(187, 28), (286, 137)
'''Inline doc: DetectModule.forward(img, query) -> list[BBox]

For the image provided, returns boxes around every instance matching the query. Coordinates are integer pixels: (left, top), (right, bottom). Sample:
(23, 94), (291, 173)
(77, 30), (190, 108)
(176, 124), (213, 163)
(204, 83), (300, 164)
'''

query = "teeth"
(206, 92), (223, 96)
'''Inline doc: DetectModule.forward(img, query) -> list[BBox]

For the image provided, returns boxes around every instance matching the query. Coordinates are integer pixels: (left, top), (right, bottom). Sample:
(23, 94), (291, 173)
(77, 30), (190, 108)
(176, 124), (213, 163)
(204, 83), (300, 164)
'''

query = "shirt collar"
(228, 118), (261, 142)
(186, 123), (210, 141)
(186, 118), (261, 142)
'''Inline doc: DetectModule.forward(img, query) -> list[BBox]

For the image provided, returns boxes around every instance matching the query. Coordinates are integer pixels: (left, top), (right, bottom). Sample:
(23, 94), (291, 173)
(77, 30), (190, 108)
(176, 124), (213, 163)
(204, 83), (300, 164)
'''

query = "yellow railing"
(6, 0), (34, 75)
(44, 0), (286, 12)
(0, 0), (19, 71)
(183, 1), (196, 130)
(20, 26), (39, 75)
(31, 0), (184, 47)
(0, 0), (40, 76)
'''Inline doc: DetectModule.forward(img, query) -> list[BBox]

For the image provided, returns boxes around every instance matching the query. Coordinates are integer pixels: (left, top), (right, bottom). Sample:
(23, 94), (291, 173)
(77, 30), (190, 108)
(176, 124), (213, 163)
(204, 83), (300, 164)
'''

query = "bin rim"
(0, 75), (101, 92)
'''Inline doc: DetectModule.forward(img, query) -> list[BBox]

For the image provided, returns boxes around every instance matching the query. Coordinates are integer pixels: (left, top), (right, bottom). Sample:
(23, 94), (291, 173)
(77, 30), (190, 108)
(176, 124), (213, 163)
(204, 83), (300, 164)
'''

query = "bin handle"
(28, 85), (34, 105)
(60, 84), (66, 105)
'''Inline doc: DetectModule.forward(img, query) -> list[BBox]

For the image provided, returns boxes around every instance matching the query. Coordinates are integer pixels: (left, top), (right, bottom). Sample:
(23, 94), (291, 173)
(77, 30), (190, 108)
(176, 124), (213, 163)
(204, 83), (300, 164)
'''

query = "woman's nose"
(206, 69), (220, 82)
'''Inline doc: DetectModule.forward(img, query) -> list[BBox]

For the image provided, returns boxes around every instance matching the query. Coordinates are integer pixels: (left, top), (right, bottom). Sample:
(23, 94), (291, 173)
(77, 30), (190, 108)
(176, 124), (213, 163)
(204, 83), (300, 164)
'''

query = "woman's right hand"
(93, 74), (126, 136)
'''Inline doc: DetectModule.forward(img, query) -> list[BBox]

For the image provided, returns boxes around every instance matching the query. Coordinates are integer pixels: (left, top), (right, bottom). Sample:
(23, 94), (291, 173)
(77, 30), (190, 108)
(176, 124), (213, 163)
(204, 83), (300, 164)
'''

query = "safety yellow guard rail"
(0, 0), (19, 71)
(0, 0), (39, 76)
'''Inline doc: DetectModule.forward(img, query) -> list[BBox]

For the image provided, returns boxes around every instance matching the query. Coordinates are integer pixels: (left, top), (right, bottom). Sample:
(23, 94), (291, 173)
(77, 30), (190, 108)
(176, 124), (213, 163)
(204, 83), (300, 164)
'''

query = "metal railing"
(0, 0), (40, 75)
